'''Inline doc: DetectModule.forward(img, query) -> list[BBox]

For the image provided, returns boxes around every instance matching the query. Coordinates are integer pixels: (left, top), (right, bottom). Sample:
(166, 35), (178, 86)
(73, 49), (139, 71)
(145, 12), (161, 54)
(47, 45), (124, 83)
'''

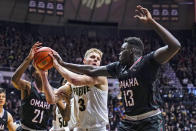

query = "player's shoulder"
(95, 76), (108, 87)
(143, 51), (155, 60)
(6, 110), (12, 116)
(94, 76), (108, 90)
(96, 76), (107, 82)
(142, 51), (160, 65)
(106, 61), (120, 72)
(109, 61), (120, 66)
(57, 82), (72, 93)
(6, 111), (14, 121)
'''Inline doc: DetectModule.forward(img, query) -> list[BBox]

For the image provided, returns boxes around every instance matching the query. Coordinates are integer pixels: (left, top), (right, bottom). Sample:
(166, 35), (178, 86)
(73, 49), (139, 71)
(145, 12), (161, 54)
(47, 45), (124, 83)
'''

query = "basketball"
(34, 47), (53, 71)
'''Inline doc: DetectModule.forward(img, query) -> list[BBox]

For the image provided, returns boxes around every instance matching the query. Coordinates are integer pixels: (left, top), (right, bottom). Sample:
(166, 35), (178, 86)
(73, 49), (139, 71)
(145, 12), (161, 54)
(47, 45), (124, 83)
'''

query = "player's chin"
(119, 59), (124, 64)
(0, 102), (5, 106)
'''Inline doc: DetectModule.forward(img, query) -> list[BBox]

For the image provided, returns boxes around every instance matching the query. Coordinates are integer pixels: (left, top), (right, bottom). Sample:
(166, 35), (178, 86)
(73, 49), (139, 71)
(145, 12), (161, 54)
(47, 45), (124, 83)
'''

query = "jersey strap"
(129, 56), (142, 70)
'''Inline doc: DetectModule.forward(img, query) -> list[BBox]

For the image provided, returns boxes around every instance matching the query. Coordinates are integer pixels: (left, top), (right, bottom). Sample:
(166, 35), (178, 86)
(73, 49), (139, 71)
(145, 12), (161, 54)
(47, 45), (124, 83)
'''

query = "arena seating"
(0, 22), (196, 131)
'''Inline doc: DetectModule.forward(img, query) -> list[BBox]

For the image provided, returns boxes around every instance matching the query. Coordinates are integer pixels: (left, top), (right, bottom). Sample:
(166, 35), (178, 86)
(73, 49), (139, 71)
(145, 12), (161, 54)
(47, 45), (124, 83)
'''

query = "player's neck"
(133, 55), (141, 63)
(127, 55), (141, 68)
(0, 106), (3, 113)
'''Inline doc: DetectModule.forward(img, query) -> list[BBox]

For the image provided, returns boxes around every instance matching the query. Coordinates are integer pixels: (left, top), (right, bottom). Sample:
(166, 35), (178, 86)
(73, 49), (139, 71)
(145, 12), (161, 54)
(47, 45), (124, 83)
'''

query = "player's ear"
(83, 58), (86, 64)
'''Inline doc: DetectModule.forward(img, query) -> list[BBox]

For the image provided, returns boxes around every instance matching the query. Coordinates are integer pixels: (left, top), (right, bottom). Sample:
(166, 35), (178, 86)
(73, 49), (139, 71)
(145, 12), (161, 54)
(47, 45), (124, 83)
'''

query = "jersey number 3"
(78, 98), (86, 111)
(123, 90), (134, 107)
(32, 109), (44, 123)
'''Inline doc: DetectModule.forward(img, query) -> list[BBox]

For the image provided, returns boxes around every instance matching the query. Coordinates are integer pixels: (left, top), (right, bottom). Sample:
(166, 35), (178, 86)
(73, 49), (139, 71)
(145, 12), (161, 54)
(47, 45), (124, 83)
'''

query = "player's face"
(33, 69), (48, 83)
(119, 43), (133, 65)
(83, 52), (101, 66)
(0, 93), (6, 106)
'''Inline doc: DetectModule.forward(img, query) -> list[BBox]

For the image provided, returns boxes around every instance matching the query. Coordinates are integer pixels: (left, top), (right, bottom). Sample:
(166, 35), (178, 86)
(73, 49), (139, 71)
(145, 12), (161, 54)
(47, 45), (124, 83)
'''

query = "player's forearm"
(63, 104), (71, 122)
(40, 73), (57, 104)
(150, 19), (181, 49)
(59, 61), (96, 76)
(56, 102), (71, 122)
(12, 56), (32, 84)
(54, 64), (86, 86)
(8, 123), (17, 131)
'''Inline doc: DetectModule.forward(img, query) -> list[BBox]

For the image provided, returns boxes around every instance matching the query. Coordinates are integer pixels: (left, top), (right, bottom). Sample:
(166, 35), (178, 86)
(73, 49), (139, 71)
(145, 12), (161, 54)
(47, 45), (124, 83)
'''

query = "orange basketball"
(34, 47), (53, 71)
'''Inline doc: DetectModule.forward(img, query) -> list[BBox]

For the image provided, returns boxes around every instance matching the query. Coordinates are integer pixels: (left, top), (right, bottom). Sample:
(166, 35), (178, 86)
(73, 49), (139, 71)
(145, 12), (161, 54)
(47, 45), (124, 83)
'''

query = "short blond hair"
(84, 48), (103, 59)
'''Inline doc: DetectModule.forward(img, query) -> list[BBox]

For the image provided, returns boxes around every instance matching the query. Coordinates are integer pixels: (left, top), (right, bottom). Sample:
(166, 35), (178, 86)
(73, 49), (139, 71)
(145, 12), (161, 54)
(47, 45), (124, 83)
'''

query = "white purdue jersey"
(50, 98), (77, 131)
(71, 85), (108, 129)
(68, 98), (77, 129)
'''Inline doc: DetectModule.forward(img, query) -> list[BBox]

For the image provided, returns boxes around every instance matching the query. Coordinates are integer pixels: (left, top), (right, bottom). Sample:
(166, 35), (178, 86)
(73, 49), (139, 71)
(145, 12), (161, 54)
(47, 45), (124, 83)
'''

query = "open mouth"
(92, 63), (97, 66)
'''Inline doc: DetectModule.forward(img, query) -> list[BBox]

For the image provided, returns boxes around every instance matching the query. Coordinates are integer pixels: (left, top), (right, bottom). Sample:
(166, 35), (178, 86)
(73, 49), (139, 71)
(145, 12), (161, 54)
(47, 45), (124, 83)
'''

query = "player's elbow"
(11, 76), (17, 85)
(70, 78), (83, 86)
(11, 80), (19, 90)
(173, 40), (181, 51)
(168, 41), (181, 55)
(11, 80), (16, 86)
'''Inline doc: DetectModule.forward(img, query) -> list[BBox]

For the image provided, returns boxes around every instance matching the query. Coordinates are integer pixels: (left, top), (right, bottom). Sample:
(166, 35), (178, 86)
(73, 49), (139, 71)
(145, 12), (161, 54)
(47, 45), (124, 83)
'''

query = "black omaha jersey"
(0, 110), (8, 131)
(106, 52), (161, 116)
(20, 85), (53, 130)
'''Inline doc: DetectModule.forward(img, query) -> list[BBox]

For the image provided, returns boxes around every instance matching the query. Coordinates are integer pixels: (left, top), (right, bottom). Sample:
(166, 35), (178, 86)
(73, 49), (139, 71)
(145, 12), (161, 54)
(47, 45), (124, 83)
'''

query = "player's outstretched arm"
(11, 42), (42, 90)
(7, 112), (17, 131)
(38, 70), (58, 104)
(39, 69), (71, 104)
(52, 52), (110, 77)
(52, 55), (108, 89)
(134, 5), (181, 64)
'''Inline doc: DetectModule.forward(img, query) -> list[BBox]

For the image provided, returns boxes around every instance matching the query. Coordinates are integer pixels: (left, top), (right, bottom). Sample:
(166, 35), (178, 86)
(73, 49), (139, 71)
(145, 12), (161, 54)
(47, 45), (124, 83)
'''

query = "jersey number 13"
(123, 90), (134, 107)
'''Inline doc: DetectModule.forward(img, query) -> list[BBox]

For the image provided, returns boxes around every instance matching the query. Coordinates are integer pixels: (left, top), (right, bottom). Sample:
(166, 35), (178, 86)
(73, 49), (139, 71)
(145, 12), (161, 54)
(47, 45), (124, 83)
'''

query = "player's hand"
(28, 41), (42, 60)
(52, 50), (63, 65)
(48, 53), (59, 68)
(56, 91), (70, 105)
(33, 61), (47, 75)
(134, 5), (153, 24)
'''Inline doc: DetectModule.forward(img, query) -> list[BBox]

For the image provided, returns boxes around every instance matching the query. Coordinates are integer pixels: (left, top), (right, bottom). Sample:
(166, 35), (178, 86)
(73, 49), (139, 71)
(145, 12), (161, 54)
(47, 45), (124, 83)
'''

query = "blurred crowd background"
(0, 22), (196, 131)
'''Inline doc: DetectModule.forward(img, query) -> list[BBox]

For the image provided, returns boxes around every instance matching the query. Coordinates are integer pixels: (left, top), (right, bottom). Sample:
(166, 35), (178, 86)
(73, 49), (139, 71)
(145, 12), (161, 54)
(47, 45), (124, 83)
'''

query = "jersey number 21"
(32, 109), (44, 123)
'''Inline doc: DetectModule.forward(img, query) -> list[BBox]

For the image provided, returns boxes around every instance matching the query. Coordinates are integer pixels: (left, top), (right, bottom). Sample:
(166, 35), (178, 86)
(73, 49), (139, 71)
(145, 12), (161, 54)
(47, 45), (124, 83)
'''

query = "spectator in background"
(0, 20), (196, 131)
(0, 88), (17, 131)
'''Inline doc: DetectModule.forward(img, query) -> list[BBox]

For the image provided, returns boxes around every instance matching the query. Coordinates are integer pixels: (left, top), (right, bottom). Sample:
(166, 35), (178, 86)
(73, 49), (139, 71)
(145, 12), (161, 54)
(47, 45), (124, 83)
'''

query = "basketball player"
(50, 78), (77, 131)
(50, 101), (70, 131)
(0, 88), (17, 131)
(11, 42), (54, 131)
(53, 5), (181, 131)
(39, 48), (109, 131)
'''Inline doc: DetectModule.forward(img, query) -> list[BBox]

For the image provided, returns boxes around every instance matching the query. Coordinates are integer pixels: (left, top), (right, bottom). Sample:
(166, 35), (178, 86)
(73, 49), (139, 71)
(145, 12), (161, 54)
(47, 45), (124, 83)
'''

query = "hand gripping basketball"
(34, 47), (53, 71)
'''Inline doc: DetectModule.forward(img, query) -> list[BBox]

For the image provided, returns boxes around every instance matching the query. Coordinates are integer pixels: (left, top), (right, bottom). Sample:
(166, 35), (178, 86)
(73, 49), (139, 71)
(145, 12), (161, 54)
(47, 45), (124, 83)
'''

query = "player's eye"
(97, 57), (100, 61)
(90, 55), (95, 58)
